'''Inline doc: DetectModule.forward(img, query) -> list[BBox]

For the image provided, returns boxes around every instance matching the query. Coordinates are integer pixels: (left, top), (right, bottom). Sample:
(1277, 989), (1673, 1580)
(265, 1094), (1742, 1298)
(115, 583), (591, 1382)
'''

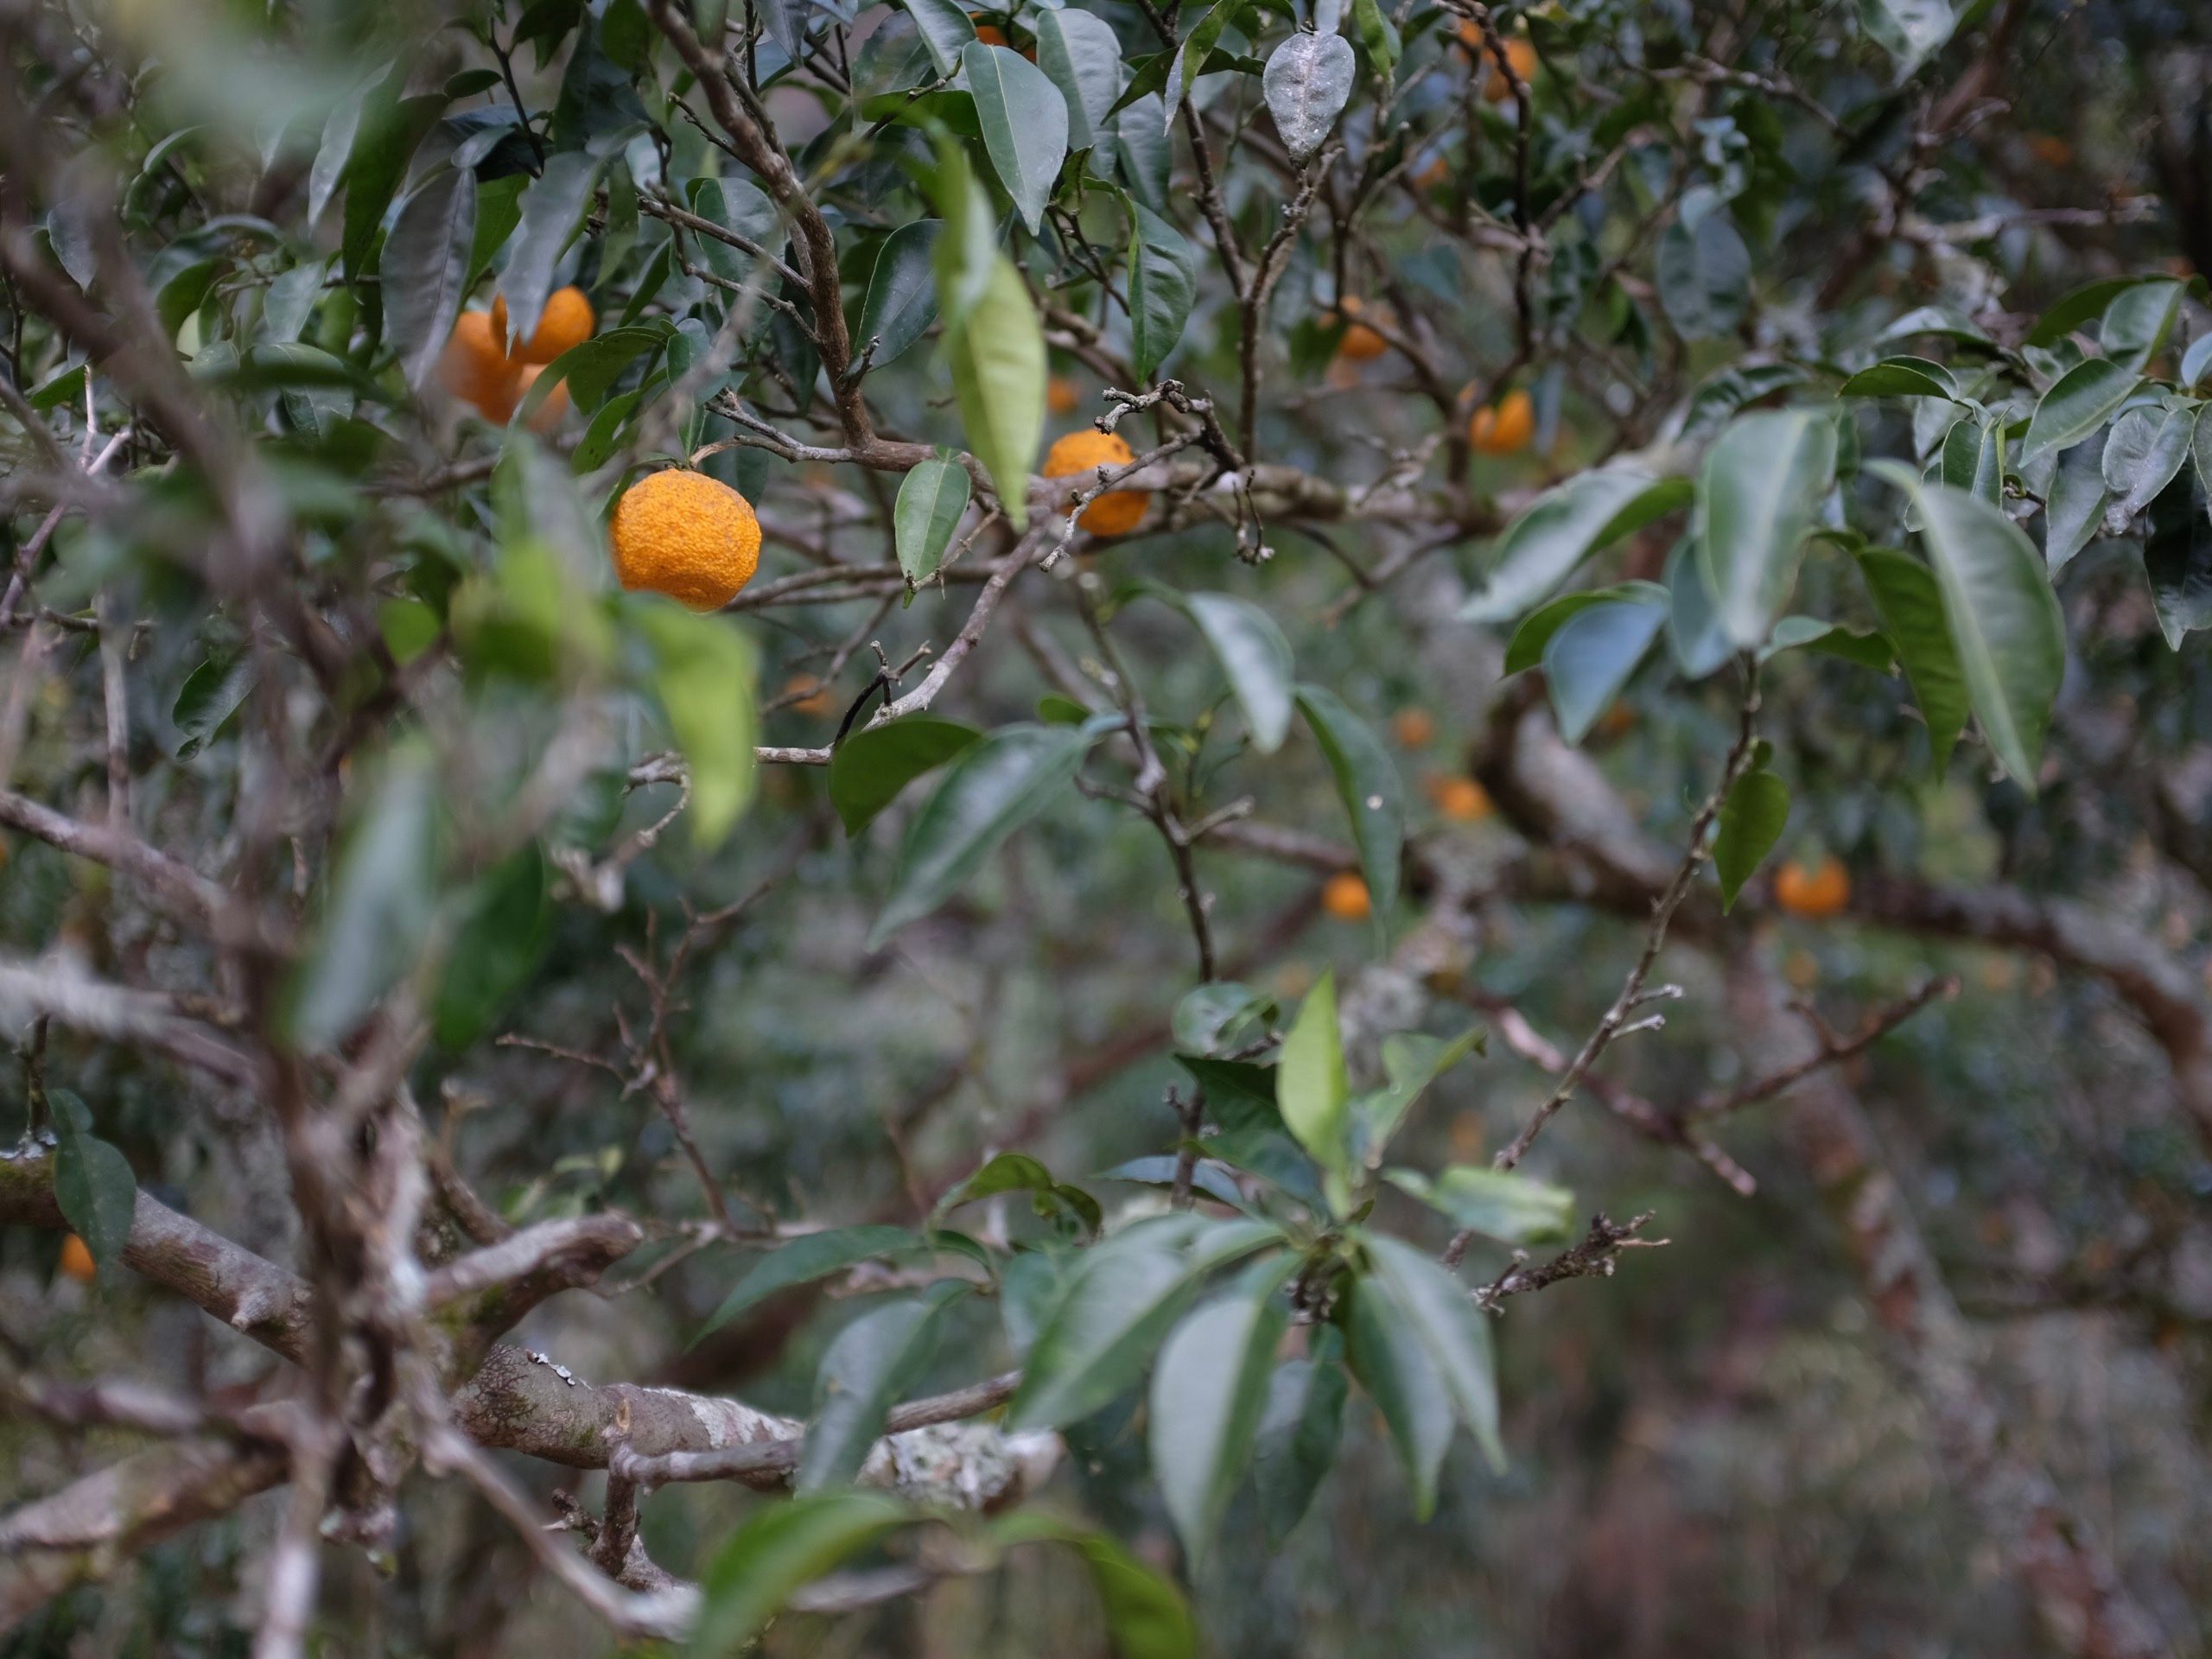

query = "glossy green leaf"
(383, 166), (476, 391)
(1140, 584), (1294, 752)
(1838, 356), (1957, 399)
(799, 1295), (950, 1491)
(2180, 334), (2212, 390)
(1872, 463), (2063, 790)
(2100, 277), (2185, 372)
(941, 254), (1046, 531)
(1148, 1254), (1296, 1564)
(2101, 403), (2195, 520)
(1503, 582), (1668, 675)
(1277, 970), (1350, 1197)
(1699, 408), (1840, 648)
(171, 653), (257, 760)
(1172, 982), (1278, 1058)
(2019, 356), (2139, 461)
(1008, 1224), (1206, 1429)
(1383, 1164), (1574, 1246)
(1713, 767), (1789, 911)
(635, 603), (757, 849)
(2043, 429), (2109, 573)
(1253, 1332), (1348, 1541)
(963, 42), (1068, 234)
(696, 1226), (920, 1340)
(1459, 471), (1690, 625)
(1664, 535), (1734, 678)
(433, 844), (550, 1048)
(50, 1092), (137, 1276)
(497, 150), (600, 353)
(894, 0), (977, 77)
(870, 722), (1090, 943)
(1656, 209), (1750, 339)
(1343, 1271), (1452, 1519)
(2024, 276), (2143, 347)
(1294, 683), (1404, 917)
(1128, 202), (1197, 383)
(1940, 413), (2004, 505)
(828, 716), (982, 838)
(857, 219), (942, 370)
(342, 91), (445, 276)
(2145, 470), (2212, 650)
(683, 175), (785, 289)
(893, 455), (972, 586)
(1162, 0), (1236, 116)
(1857, 546), (1969, 770)
(1359, 1231), (1503, 1469)
(1859, 0), (1954, 77)
(1033, 8), (1124, 170)
(689, 1492), (909, 1656)
(990, 1514), (1200, 1659)
(1351, 1028), (1484, 1169)
(1541, 597), (1665, 745)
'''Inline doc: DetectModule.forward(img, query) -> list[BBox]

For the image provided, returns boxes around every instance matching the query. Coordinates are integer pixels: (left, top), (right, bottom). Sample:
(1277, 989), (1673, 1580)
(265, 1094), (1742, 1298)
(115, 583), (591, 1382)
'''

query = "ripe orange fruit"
(1413, 154), (1452, 190)
(611, 470), (763, 610)
(58, 1233), (96, 1281)
(515, 365), (569, 434)
(783, 672), (836, 716)
(1480, 35), (1538, 102)
(2026, 134), (2073, 168)
(973, 21), (1008, 46)
(1047, 375), (1082, 416)
(1321, 871), (1372, 921)
(1774, 855), (1850, 920)
(1392, 708), (1435, 747)
(1469, 388), (1535, 454)
(440, 310), (519, 423)
(492, 285), (595, 365)
(1332, 296), (1390, 363)
(1428, 774), (1491, 823)
(1042, 430), (1149, 537)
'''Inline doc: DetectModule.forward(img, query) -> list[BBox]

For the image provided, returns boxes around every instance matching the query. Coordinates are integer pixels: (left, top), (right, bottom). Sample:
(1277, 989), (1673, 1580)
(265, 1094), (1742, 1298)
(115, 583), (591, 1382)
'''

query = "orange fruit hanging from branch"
(1043, 431), (1149, 537)
(611, 470), (762, 610)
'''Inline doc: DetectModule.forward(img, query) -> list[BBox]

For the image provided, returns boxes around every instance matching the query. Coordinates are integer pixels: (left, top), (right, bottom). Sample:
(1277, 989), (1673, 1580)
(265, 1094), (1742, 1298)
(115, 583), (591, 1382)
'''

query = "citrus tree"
(3, 0), (2209, 1650)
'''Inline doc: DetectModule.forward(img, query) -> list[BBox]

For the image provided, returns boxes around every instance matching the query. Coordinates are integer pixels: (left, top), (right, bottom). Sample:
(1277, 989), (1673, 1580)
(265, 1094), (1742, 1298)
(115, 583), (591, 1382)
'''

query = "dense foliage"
(3, 0), (2211, 1651)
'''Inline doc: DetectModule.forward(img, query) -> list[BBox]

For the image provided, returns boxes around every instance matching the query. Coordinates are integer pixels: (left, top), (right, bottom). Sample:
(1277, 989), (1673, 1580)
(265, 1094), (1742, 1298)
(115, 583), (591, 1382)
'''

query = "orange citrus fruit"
(492, 285), (594, 365)
(1332, 296), (1390, 362)
(1392, 708), (1436, 747)
(515, 364), (569, 434)
(1321, 871), (1372, 921)
(610, 470), (763, 610)
(1428, 775), (1492, 823)
(1481, 35), (1537, 102)
(1042, 430), (1149, 537)
(1774, 855), (1850, 919)
(1047, 375), (1082, 416)
(440, 310), (519, 423)
(59, 1233), (97, 1281)
(1469, 389), (1535, 454)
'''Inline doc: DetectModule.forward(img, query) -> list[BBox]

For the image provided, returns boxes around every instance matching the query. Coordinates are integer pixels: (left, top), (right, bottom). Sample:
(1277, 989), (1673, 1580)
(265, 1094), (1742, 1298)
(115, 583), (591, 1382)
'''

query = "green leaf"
(1656, 208), (1750, 340)
(1713, 768), (1789, 911)
(696, 1226), (920, 1341)
(1351, 1028), (1484, 1169)
(343, 91), (446, 276)
(933, 1150), (1101, 1235)
(1857, 546), (1969, 771)
(1838, 356), (1957, 399)
(1008, 1224), (1207, 1429)
(1359, 1232), (1502, 1469)
(285, 747), (439, 1049)
(1384, 1165), (1574, 1247)
(1033, 8), (1124, 173)
(2100, 277), (2186, 372)
(383, 166), (476, 391)
(2180, 334), (2212, 390)
(1859, 0), (1955, 78)
(1940, 413), (2005, 505)
(1343, 1271), (1452, 1519)
(857, 219), (942, 370)
(829, 716), (982, 836)
(942, 255), (1046, 531)
(893, 455), (972, 586)
(2024, 276), (2144, 347)
(633, 603), (758, 849)
(49, 1093), (137, 1276)
(1162, 0), (1236, 115)
(1664, 534), (1734, 679)
(171, 653), (257, 760)
(1253, 1332), (1348, 1541)
(1698, 408), (1840, 649)
(2145, 468), (2212, 650)
(1872, 463), (2064, 791)
(870, 722), (1090, 943)
(1277, 970), (1351, 1199)
(685, 175), (785, 289)
(2043, 430), (2110, 573)
(989, 1514), (1200, 1659)
(1350, 0), (1400, 75)
(308, 73), (378, 228)
(690, 1492), (909, 1657)
(1503, 582), (1668, 676)
(1294, 683), (1404, 919)
(2101, 403), (2195, 520)
(433, 844), (550, 1049)
(799, 1295), (951, 1491)
(1262, 29), (1356, 164)
(1148, 1254), (1296, 1565)
(497, 150), (601, 353)
(1171, 982), (1278, 1058)
(2019, 356), (2139, 461)
(1139, 584), (1294, 752)
(1541, 597), (1665, 745)
(963, 42), (1068, 235)
(522, 325), (664, 418)
(893, 0), (977, 77)
(1127, 202), (1197, 383)
(1459, 471), (1690, 625)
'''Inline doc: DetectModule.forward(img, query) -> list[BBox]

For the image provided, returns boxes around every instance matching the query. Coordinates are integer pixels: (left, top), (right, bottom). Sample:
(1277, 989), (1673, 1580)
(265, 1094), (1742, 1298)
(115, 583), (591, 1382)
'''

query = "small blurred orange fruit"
(1047, 375), (1082, 416)
(1429, 775), (1492, 823)
(492, 285), (594, 364)
(59, 1233), (96, 1281)
(783, 673), (836, 716)
(1469, 388), (1535, 454)
(1774, 855), (1850, 919)
(1392, 708), (1436, 747)
(514, 365), (569, 434)
(1332, 296), (1390, 363)
(1479, 34), (1538, 102)
(2025, 134), (2074, 168)
(1321, 871), (1372, 921)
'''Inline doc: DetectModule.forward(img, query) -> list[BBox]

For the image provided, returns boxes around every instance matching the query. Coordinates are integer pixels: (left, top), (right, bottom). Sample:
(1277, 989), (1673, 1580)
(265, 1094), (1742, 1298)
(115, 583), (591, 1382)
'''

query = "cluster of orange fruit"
(439, 284), (594, 429)
(1327, 300), (1535, 454)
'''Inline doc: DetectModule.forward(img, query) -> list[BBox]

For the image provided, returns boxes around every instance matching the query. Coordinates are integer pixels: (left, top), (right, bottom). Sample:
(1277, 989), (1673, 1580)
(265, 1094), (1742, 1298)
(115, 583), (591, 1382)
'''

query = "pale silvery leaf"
(1262, 31), (1354, 163)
